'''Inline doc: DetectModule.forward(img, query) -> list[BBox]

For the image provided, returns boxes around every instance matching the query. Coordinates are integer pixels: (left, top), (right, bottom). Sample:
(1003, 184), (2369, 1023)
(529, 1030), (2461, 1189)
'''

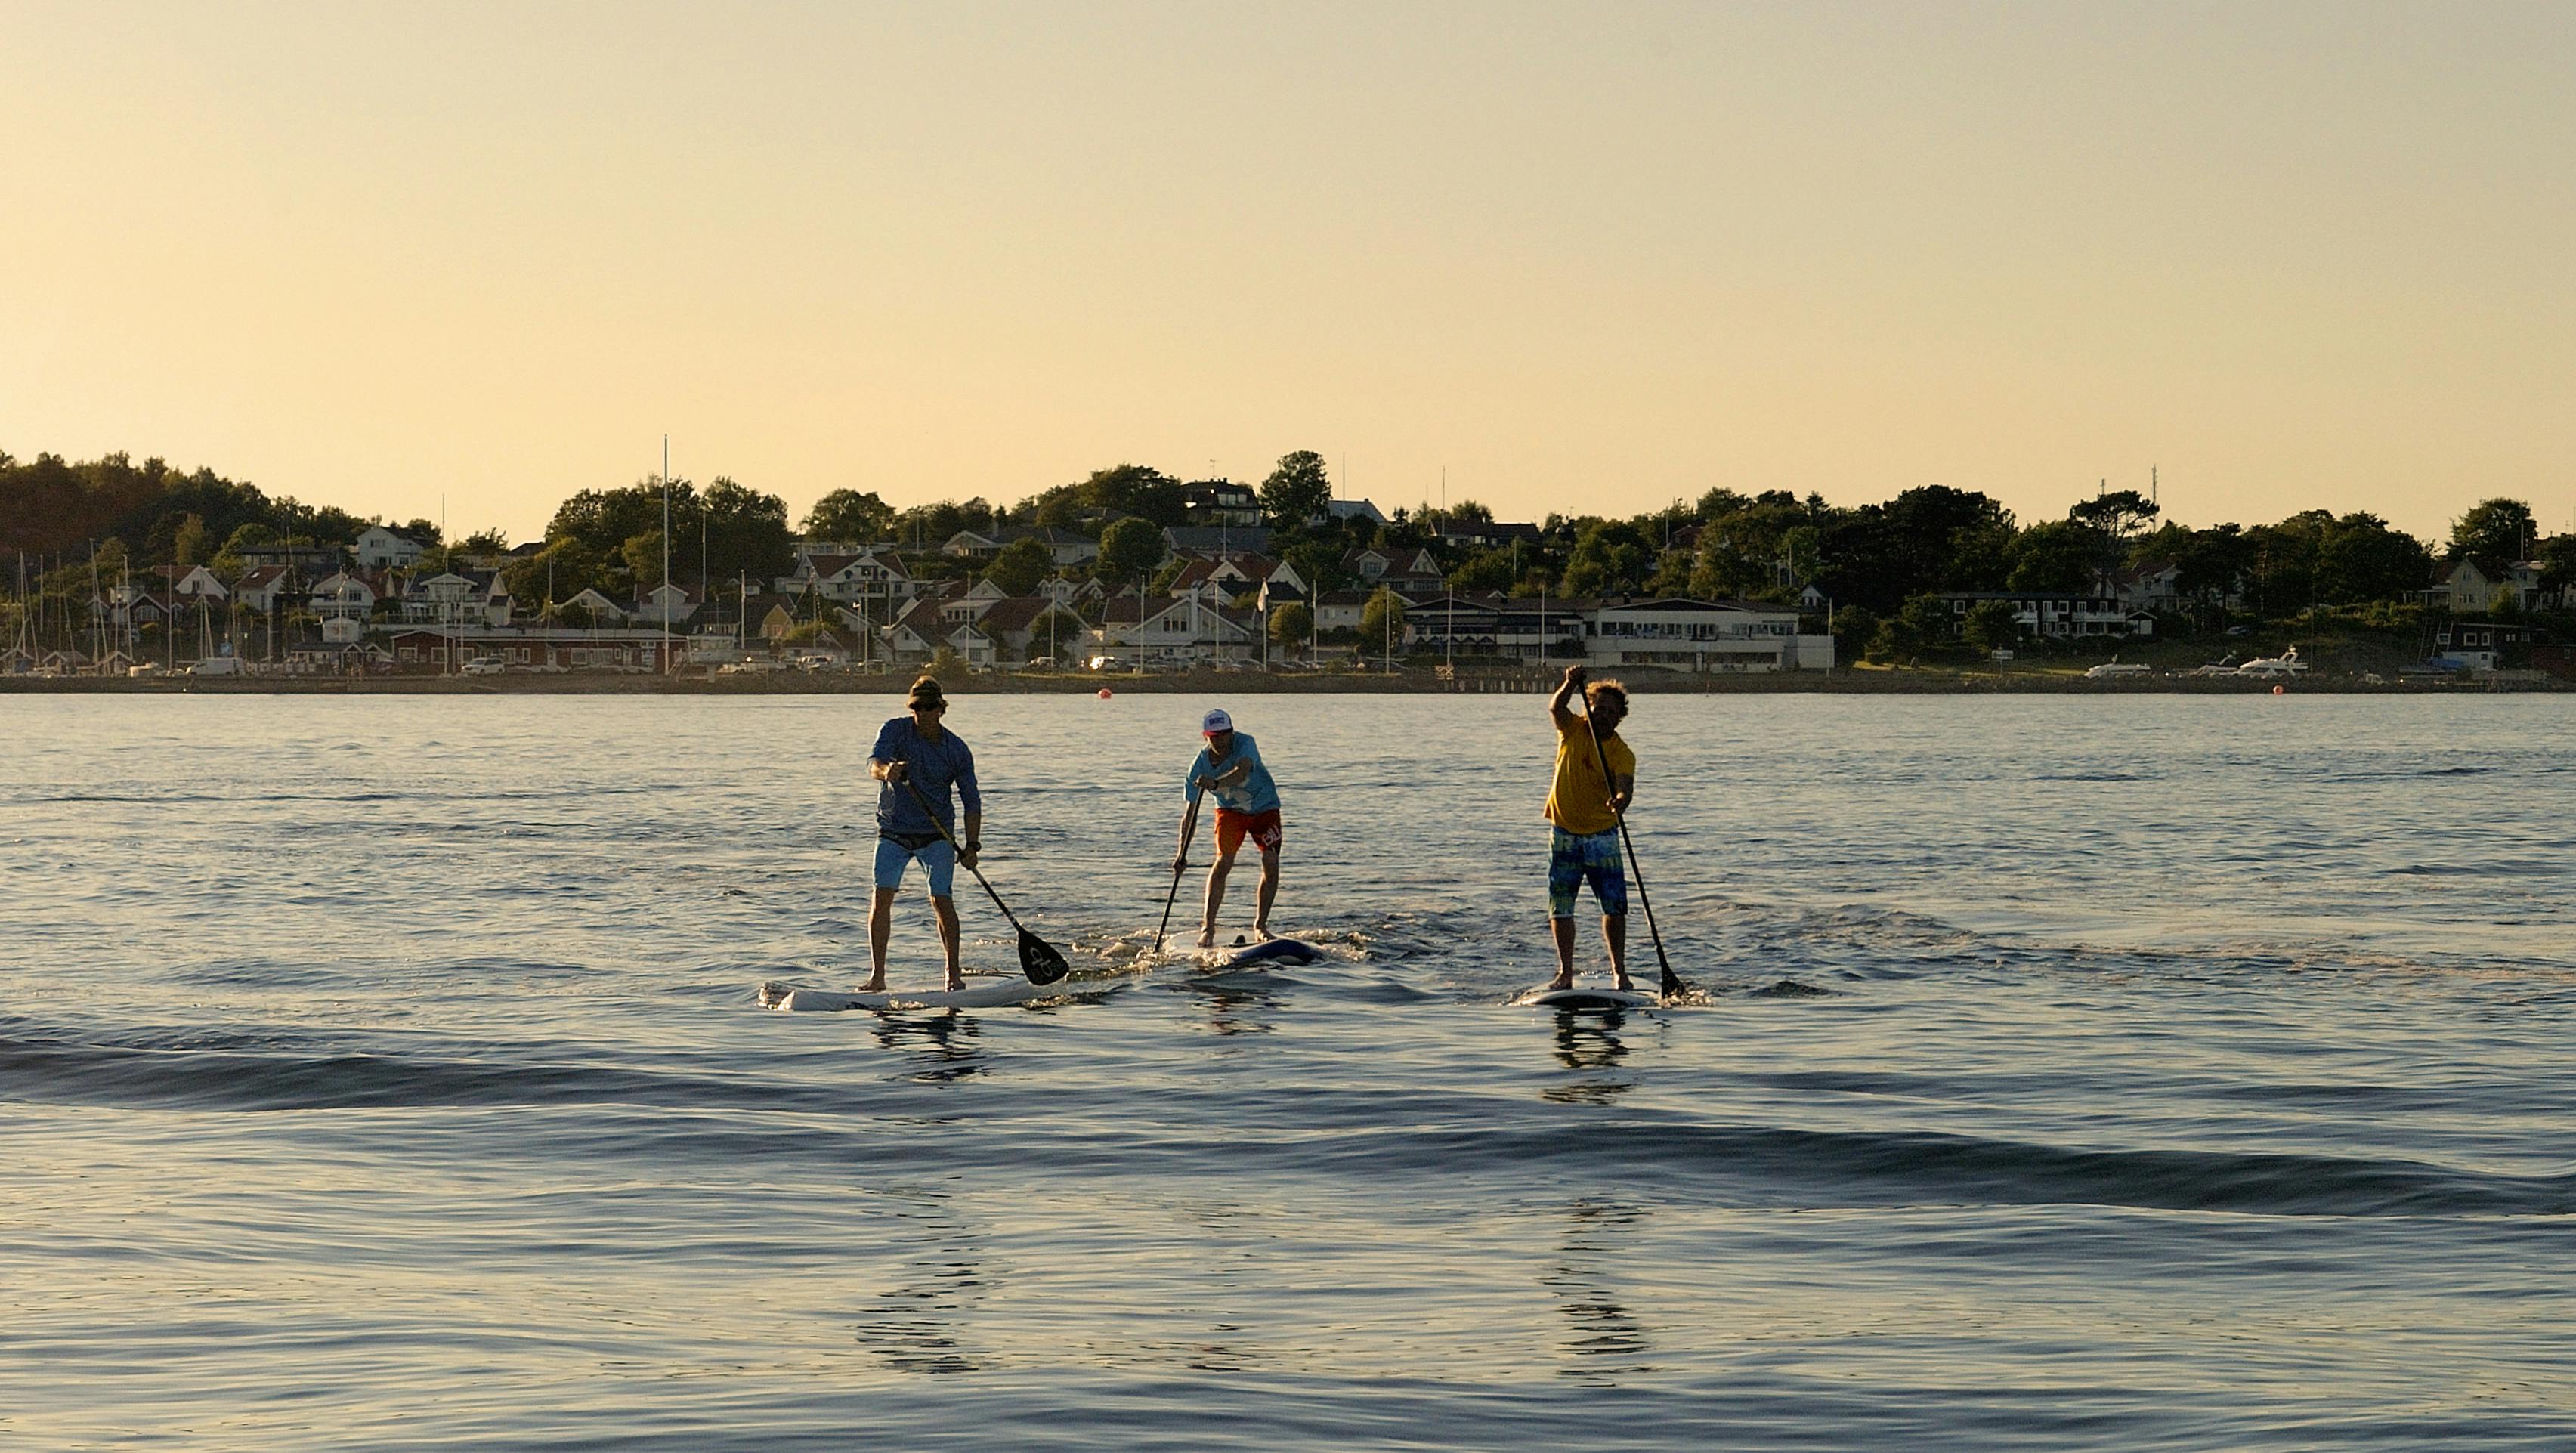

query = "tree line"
(8, 444), (2570, 644)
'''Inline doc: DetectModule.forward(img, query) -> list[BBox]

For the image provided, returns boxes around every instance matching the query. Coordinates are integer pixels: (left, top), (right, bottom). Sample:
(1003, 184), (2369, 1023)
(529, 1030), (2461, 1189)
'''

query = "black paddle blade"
(1020, 929), (1071, 985)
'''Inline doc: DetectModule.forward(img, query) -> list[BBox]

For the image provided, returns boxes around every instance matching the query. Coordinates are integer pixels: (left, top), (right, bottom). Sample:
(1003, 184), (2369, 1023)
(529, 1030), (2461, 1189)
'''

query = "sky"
(5, 0), (2572, 544)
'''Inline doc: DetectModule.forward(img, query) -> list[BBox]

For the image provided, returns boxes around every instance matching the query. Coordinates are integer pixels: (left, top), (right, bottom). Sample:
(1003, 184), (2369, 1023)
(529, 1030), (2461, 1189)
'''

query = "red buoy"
(1098, 688), (1112, 700)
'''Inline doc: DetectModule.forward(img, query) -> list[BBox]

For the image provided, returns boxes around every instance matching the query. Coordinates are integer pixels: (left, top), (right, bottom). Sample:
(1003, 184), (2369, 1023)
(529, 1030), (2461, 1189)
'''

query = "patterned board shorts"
(1214, 807), (1284, 857)
(1548, 827), (1627, 918)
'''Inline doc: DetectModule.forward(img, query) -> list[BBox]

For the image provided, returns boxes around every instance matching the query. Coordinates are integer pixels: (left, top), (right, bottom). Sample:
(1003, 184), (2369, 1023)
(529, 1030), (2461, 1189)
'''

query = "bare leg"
(931, 893), (963, 991)
(1199, 852), (1235, 948)
(866, 887), (896, 991)
(1604, 914), (1631, 991)
(1252, 849), (1280, 938)
(1549, 916), (1578, 989)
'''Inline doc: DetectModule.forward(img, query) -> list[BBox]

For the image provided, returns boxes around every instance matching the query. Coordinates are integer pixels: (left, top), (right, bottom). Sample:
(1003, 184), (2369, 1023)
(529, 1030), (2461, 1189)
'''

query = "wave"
(7, 1035), (2562, 1220)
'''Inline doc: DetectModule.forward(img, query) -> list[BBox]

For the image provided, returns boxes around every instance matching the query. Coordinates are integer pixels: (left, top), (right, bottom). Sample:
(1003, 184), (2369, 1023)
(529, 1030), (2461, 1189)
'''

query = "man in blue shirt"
(866, 675), (982, 992)
(1170, 707), (1282, 949)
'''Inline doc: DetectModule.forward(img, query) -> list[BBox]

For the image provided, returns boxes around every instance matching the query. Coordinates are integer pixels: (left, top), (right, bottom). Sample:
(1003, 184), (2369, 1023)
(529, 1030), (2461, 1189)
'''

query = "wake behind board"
(759, 978), (1060, 1012)
(1510, 985), (1661, 1011)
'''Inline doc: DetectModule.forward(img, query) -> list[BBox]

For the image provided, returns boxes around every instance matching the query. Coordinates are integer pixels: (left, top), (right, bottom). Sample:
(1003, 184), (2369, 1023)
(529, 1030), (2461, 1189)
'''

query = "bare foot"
(1195, 929), (1217, 950)
(1613, 973), (1636, 992)
(862, 976), (887, 993)
(945, 977), (966, 994)
(1252, 923), (1273, 941)
(1547, 971), (1575, 991)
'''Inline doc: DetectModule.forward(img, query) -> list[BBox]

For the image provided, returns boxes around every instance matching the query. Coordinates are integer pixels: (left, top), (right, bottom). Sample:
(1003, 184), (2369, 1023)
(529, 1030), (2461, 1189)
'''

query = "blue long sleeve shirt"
(871, 717), (981, 839)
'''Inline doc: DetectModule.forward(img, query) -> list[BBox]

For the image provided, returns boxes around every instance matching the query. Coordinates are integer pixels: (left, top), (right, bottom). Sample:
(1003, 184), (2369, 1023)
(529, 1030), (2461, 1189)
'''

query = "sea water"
(2, 691), (2571, 1450)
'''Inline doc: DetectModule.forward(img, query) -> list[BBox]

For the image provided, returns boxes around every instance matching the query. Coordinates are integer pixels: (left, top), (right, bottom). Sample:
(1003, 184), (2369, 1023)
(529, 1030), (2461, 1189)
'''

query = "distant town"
(2, 447), (2571, 687)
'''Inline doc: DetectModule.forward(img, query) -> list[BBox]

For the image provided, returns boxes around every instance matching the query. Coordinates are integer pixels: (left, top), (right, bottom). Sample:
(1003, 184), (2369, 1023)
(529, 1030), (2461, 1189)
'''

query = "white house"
(2421, 558), (2544, 614)
(233, 565), (296, 613)
(400, 570), (509, 628)
(554, 586), (630, 626)
(354, 526), (426, 570)
(1093, 595), (1260, 666)
(632, 582), (699, 628)
(1937, 592), (2154, 642)
(1585, 598), (1832, 672)
(308, 571), (382, 622)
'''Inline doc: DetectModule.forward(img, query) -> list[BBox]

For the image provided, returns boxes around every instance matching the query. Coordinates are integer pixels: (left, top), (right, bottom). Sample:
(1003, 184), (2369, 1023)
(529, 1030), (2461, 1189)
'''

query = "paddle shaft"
(1574, 686), (1681, 998)
(897, 769), (1030, 934)
(1155, 792), (1203, 954)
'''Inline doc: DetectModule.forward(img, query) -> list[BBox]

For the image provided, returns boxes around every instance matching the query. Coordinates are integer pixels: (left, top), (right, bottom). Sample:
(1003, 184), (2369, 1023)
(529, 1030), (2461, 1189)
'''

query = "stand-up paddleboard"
(1510, 985), (1662, 1011)
(758, 978), (1065, 1012)
(1213, 937), (1322, 969)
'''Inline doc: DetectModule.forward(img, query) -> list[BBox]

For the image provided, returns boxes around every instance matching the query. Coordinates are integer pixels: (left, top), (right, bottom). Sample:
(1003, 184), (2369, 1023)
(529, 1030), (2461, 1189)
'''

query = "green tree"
(2007, 520), (2099, 593)
(1030, 604), (1087, 663)
(2537, 534), (2576, 596)
(2450, 497), (2537, 561)
(1447, 548), (1517, 595)
(1560, 519), (1656, 598)
(170, 513), (208, 568)
(2316, 513), (2430, 604)
(2174, 524), (2254, 617)
(1078, 464), (1186, 525)
(1094, 517), (1167, 584)
(1872, 593), (1958, 664)
(1269, 601), (1313, 657)
(802, 487), (896, 542)
(1962, 599), (2021, 653)
(984, 536), (1053, 596)
(1257, 450), (1334, 530)
(622, 529), (666, 590)
(549, 480), (681, 557)
(1359, 587), (1407, 660)
(1829, 604), (1879, 668)
(697, 477), (795, 585)
(503, 538), (610, 607)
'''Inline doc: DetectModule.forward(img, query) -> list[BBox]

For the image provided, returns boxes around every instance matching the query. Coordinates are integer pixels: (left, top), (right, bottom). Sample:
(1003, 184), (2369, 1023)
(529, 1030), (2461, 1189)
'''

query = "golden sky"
(5, 1), (2571, 543)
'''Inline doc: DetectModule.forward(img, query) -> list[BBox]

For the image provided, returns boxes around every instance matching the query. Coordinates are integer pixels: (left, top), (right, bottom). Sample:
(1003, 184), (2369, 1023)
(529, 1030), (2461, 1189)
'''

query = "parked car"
(460, 656), (506, 676)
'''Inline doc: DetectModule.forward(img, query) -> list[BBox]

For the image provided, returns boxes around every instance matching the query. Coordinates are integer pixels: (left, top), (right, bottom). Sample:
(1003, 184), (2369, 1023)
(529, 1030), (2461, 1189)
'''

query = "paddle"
(1155, 791), (1204, 955)
(896, 768), (1070, 985)
(1574, 682), (1687, 1000)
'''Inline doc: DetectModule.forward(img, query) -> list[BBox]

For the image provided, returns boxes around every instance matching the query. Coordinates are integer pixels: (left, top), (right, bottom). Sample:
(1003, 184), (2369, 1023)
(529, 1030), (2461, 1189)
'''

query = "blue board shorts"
(1548, 827), (1628, 918)
(874, 833), (957, 897)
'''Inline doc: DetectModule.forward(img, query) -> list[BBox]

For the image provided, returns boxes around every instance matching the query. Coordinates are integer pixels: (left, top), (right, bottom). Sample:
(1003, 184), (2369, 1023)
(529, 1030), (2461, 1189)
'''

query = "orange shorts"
(1214, 807), (1282, 857)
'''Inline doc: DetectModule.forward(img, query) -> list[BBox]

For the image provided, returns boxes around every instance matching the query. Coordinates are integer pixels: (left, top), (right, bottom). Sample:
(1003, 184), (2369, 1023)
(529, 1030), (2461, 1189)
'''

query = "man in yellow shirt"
(1544, 663), (1635, 991)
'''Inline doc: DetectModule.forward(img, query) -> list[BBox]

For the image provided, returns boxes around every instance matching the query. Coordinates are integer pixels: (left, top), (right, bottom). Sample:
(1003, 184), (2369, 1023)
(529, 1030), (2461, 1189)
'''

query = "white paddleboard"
(759, 978), (1063, 1012)
(1510, 985), (1661, 1010)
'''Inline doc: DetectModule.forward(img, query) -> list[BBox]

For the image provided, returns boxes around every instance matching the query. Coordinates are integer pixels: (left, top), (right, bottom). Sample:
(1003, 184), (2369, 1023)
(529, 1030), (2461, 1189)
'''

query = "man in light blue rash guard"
(1170, 707), (1282, 949)
(865, 675), (982, 992)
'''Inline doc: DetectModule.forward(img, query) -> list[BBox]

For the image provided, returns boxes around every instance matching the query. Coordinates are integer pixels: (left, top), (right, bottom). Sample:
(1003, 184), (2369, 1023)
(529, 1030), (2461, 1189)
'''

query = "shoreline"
(2, 670), (2562, 696)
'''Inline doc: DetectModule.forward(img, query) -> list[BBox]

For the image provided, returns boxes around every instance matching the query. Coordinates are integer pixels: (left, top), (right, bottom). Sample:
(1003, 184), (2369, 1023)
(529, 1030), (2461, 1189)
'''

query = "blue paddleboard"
(1215, 938), (1322, 969)
(1509, 985), (1660, 1010)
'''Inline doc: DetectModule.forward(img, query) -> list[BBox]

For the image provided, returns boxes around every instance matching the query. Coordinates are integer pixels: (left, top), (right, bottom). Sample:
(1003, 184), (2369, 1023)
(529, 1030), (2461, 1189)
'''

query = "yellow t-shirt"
(1545, 720), (1634, 837)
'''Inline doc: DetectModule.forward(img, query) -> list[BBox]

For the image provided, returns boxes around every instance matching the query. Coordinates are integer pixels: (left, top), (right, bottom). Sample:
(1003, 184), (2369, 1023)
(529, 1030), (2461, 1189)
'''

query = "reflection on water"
(1542, 1009), (1633, 1104)
(1543, 1200), (1654, 1383)
(874, 1013), (985, 1082)
(1180, 974), (1283, 1037)
(855, 1197), (991, 1376)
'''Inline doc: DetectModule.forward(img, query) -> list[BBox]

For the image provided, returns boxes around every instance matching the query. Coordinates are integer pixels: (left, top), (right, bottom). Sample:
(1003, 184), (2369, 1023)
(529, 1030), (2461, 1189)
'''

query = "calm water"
(3, 691), (2572, 1451)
